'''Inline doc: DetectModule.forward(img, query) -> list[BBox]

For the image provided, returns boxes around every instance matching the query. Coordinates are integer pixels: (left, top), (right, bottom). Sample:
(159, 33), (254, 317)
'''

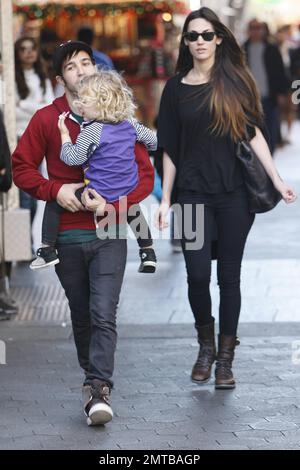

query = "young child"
(30, 70), (157, 273)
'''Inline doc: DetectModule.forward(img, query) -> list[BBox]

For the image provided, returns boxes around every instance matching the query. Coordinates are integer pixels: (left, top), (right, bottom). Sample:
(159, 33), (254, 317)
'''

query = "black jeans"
(19, 189), (37, 251)
(19, 190), (37, 223)
(42, 191), (152, 249)
(262, 97), (280, 155)
(55, 238), (127, 388)
(177, 185), (255, 336)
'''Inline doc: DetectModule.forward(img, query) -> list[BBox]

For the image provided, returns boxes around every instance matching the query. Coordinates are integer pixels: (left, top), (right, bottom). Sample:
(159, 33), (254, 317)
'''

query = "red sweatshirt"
(12, 95), (154, 231)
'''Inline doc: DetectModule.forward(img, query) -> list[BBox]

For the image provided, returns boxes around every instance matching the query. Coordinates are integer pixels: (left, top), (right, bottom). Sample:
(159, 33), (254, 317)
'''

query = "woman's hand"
(274, 179), (297, 204)
(81, 188), (107, 215)
(155, 200), (171, 230)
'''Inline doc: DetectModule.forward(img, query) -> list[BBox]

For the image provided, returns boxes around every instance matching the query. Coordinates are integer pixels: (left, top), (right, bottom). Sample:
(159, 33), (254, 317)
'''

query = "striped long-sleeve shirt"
(60, 118), (157, 202)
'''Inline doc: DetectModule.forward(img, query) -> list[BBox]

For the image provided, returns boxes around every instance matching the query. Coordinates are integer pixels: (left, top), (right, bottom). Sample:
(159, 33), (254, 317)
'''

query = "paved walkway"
(1, 322), (300, 450)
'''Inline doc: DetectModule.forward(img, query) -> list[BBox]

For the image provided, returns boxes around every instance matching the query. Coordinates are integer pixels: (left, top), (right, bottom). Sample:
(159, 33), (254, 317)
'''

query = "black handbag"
(0, 111), (12, 193)
(236, 139), (282, 214)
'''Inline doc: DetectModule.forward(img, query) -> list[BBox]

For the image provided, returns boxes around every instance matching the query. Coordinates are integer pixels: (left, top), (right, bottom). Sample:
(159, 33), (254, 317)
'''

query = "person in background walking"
(244, 20), (289, 155)
(77, 27), (114, 71)
(276, 25), (296, 145)
(0, 110), (18, 319)
(15, 36), (54, 251)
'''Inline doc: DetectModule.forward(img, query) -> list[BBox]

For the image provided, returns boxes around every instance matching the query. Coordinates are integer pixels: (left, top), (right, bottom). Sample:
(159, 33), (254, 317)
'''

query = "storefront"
(13, 1), (188, 124)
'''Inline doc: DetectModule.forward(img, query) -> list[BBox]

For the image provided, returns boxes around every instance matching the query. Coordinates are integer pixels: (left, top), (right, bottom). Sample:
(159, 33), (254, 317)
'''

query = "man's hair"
(53, 40), (95, 76)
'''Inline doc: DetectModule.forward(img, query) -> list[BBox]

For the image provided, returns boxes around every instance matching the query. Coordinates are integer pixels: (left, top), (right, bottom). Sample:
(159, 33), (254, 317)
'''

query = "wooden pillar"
(0, 0), (19, 209)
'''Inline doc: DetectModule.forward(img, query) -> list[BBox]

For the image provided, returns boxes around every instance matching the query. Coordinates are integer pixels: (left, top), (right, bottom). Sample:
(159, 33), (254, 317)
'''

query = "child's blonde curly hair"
(75, 70), (136, 123)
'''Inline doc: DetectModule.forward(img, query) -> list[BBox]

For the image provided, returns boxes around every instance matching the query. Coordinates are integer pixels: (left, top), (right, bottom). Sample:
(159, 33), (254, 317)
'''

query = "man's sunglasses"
(184, 31), (216, 42)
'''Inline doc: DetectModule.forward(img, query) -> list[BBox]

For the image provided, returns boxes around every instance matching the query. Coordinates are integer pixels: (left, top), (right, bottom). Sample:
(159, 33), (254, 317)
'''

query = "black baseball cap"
(53, 40), (95, 76)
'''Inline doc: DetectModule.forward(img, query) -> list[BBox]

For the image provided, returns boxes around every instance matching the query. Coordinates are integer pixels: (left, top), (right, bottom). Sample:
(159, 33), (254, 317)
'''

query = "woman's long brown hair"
(176, 7), (264, 141)
(15, 37), (47, 100)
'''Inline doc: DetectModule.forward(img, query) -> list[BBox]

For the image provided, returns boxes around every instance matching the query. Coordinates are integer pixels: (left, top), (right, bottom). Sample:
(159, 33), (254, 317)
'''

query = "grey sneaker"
(30, 247), (59, 270)
(83, 380), (113, 426)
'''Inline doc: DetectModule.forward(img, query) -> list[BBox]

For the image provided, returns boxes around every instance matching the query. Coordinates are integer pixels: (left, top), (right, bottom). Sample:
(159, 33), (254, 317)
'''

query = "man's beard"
(66, 85), (79, 97)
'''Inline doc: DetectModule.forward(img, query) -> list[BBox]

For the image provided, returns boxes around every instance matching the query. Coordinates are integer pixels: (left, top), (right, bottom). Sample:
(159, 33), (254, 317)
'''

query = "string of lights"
(13, 1), (188, 20)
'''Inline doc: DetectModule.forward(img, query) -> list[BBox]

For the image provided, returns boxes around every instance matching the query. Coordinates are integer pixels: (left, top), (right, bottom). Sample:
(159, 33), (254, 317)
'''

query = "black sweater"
(157, 74), (256, 194)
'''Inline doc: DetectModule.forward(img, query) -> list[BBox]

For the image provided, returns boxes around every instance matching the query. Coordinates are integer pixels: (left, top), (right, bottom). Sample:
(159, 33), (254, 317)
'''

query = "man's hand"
(56, 183), (85, 212)
(81, 188), (107, 214)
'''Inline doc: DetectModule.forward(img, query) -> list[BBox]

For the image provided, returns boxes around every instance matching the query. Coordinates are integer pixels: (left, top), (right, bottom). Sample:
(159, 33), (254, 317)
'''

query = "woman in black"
(156, 8), (297, 389)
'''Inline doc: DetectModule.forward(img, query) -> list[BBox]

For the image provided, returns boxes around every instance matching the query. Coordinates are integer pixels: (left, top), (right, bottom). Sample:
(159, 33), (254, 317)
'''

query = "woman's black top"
(157, 74), (257, 194)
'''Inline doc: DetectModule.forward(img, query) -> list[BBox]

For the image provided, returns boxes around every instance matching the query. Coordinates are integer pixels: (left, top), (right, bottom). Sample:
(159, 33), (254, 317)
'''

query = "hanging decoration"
(13, 1), (188, 20)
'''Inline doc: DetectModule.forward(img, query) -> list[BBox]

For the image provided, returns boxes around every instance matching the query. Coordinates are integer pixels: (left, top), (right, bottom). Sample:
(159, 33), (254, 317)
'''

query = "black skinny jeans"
(177, 185), (255, 336)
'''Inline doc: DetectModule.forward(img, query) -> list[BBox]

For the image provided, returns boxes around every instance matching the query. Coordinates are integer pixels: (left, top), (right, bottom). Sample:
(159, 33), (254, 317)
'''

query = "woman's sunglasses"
(184, 31), (216, 42)
(19, 45), (36, 53)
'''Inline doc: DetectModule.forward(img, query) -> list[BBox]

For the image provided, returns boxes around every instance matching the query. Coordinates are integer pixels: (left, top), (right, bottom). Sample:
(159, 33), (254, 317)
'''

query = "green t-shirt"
(57, 229), (98, 246)
(71, 111), (84, 125)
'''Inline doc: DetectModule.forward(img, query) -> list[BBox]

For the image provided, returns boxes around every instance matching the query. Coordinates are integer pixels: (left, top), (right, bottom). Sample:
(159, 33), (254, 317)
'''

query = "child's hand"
(58, 112), (70, 136)
(81, 188), (107, 215)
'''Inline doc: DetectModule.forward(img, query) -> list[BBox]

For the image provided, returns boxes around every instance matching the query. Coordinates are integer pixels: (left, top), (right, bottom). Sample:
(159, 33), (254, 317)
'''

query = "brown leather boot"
(215, 334), (240, 389)
(191, 321), (216, 384)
